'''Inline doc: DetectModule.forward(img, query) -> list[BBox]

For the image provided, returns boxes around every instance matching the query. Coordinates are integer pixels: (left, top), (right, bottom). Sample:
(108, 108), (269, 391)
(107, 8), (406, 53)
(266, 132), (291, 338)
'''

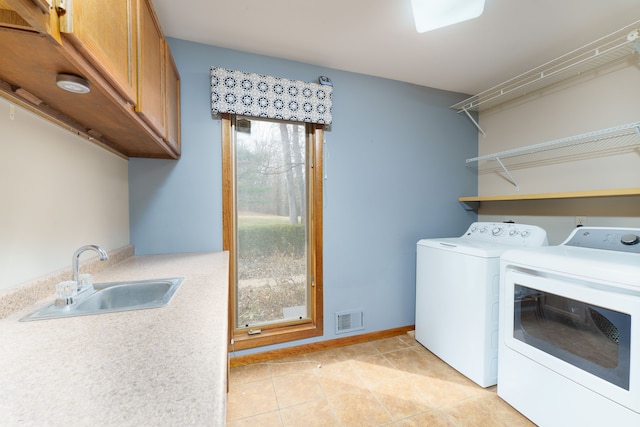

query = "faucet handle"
(55, 280), (78, 306)
(78, 273), (93, 292)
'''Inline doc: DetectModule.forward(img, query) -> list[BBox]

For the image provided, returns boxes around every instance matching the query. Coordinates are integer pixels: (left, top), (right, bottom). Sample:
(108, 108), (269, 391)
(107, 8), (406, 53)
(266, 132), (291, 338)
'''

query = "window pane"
(235, 118), (309, 328)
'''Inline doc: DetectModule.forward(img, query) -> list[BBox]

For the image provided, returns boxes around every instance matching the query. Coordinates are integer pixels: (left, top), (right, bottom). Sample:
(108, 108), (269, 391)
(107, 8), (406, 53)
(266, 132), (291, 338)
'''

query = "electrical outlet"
(575, 216), (587, 227)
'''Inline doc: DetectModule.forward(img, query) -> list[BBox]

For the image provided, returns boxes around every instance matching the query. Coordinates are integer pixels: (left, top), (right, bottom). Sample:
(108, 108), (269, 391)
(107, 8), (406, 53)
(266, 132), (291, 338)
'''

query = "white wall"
(476, 58), (640, 242)
(0, 98), (130, 292)
(478, 62), (640, 195)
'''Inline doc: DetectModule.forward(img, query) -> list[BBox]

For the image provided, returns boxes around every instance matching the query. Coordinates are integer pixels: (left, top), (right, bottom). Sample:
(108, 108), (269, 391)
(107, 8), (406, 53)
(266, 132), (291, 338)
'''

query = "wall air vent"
(335, 310), (364, 334)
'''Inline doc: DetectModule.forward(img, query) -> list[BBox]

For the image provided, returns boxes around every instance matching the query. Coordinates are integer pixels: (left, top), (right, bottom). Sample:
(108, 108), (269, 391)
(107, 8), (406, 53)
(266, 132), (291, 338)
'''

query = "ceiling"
(150, 0), (640, 95)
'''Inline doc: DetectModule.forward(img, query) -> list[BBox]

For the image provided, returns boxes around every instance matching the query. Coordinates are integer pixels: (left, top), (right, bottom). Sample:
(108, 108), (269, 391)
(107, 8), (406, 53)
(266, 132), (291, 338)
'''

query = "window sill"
(231, 323), (323, 351)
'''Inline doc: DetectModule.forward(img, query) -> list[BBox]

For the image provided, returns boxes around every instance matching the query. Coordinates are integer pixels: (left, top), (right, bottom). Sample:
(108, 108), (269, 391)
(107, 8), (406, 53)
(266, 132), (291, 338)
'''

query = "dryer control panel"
(462, 222), (548, 247)
(563, 227), (640, 254)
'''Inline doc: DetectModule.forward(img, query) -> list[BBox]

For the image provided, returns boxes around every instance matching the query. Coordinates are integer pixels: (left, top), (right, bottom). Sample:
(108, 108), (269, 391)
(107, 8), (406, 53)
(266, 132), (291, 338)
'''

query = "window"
(222, 114), (323, 350)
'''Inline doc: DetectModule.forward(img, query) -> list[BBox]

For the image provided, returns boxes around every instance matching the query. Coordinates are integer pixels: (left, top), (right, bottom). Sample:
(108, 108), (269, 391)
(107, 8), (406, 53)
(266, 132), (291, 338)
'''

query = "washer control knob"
(509, 229), (518, 237)
(492, 227), (503, 236)
(480, 227), (488, 233)
(521, 230), (530, 238)
(470, 227), (478, 233)
(621, 233), (640, 245)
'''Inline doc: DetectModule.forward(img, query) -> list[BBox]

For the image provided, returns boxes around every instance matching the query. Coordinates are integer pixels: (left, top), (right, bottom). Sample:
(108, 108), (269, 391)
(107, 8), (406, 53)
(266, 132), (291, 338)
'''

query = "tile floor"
(227, 332), (535, 426)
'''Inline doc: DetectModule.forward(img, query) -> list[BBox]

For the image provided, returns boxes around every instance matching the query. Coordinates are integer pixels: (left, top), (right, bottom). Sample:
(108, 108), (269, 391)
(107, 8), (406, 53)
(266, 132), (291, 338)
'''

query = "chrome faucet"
(72, 245), (109, 290)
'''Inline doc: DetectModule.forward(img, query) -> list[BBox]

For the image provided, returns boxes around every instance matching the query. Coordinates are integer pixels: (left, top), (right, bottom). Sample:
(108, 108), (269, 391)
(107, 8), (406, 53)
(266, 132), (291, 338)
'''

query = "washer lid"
(416, 221), (548, 258)
(418, 237), (514, 258)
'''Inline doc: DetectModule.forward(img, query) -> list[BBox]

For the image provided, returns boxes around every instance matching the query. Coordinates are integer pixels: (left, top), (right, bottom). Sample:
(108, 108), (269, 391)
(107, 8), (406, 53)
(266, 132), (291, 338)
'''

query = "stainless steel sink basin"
(21, 277), (184, 321)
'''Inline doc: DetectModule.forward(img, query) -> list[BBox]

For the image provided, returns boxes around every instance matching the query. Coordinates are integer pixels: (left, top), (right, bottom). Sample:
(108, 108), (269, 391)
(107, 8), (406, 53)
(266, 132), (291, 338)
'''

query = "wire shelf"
(468, 121), (640, 164)
(451, 21), (640, 113)
(466, 122), (640, 188)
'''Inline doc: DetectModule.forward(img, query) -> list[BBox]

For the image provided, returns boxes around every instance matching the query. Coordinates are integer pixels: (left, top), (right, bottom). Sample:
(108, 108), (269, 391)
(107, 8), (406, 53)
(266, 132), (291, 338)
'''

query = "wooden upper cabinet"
(164, 41), (181, 152)
(58, 0), (137, 104)
(135, 0), (165, 139)
(0, 0), (180, 158)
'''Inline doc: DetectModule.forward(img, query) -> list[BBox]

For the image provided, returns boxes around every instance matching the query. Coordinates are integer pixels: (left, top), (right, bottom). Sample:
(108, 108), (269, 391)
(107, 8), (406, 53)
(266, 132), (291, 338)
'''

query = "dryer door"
(501, 266), (640, 413)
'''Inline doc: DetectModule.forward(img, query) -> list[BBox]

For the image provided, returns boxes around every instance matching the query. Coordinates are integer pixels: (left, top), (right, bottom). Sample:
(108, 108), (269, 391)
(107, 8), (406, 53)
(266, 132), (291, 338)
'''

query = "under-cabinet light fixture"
(411, 0), (485, 33)
(56, 73), (91, 94)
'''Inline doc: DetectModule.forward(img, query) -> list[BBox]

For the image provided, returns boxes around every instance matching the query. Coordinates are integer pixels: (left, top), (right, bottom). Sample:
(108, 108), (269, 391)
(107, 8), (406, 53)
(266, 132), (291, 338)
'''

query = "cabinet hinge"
(55, 0), (72, 32)
(54, 0), (66, 16)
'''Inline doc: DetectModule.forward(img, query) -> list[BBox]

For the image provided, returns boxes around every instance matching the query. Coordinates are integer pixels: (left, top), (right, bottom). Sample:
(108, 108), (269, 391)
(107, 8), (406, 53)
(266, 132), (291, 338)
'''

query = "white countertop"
(0, 251), (229, 426)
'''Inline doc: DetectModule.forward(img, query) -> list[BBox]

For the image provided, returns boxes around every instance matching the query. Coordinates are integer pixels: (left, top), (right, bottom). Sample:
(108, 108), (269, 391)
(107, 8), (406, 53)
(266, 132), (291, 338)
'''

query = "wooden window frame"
(222, 113), (324, 351)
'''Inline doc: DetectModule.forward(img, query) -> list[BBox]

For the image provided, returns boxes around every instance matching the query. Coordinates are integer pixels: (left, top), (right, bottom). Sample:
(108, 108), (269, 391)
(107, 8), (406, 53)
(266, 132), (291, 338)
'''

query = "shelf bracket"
(495, 157), (519, 191)
(459, 200), (480, 211)
(628, 29), (640, 55)
(461, 106), (486, 137)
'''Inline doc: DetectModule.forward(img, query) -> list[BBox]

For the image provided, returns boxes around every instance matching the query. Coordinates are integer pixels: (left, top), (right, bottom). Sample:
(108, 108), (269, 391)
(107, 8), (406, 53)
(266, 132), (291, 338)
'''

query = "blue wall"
(129, 38), (477, 354)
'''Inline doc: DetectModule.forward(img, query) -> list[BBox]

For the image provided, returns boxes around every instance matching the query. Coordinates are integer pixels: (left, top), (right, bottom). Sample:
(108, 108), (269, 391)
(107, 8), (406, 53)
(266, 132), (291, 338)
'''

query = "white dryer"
(415, 222), (547, 387)
(498, 227), (640, 426)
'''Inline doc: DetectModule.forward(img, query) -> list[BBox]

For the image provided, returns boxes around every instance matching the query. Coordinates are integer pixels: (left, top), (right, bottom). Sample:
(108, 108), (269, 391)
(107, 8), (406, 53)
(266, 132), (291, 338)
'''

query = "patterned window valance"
(210, 67), (332, 125)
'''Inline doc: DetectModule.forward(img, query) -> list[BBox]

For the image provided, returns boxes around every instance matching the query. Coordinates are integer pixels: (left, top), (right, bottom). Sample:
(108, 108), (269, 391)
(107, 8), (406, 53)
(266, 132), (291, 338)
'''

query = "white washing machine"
(415, 221), (548, 387)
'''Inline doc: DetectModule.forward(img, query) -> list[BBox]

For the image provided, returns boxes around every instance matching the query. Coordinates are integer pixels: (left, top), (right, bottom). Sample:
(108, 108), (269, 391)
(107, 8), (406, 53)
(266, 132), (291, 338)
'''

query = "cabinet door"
(164, 41), (180, 153)
(135, 0), (165, 139)
(59, 0), (137, 103)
